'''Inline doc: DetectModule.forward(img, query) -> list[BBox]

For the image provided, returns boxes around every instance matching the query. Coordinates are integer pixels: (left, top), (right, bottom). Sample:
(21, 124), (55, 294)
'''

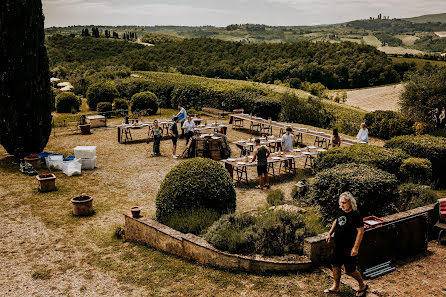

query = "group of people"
(149, 104), (196, 158)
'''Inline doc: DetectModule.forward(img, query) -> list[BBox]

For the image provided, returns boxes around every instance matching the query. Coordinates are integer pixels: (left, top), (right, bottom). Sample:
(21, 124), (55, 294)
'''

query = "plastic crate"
(62, 160), (82, 176)
(76, 157), (96, 170)
(64, 155), (75, 161)
(363, 216), (385, 229)
(74, 146), (96, 159)
(45, 155), (64, 170)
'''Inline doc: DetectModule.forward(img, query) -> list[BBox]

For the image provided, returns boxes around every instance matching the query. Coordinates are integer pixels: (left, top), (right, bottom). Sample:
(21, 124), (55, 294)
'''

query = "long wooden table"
(232, 137), (283, 156)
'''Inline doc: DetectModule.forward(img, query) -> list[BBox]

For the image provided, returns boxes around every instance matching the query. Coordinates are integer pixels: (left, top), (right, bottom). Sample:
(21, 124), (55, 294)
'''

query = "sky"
(42, 0), (446, 27)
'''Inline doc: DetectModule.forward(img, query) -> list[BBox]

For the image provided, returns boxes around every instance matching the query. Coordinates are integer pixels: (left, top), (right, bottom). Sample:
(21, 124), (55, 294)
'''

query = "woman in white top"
(356, 123), (369, 144)
(182, 115), (195, 145)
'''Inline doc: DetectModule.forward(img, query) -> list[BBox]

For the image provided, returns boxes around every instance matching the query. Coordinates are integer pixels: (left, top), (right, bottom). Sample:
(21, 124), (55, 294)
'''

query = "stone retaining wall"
(124, 215), (312, 273)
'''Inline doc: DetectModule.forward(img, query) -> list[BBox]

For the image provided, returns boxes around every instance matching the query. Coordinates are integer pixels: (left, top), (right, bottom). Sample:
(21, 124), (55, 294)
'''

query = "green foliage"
(203, 210), (315, 256)
(308, 163), (399, 222)
(140, 33), (183, 44)
(302, 82), (327, 97)
(364, 110), (413, 139)
(97, 102), (112, 113)
(413, 35), (446, 52)
(162, 208), (220, 235)
(347, 19), (446, 34)
(374, 33), (402, 46)
(130, 91), (159, 115)
(86, 81), (119, 110)
(397, 183), (438, 212)
(385, 135), (446, 186)
(279, 93), (333, 129)
(399, 157), (432, 185)
(266, 190), (285, 206)
(252, 97), (282, 120)
(0, 0), (53, 157)
(288, 78), (302, 89)
(115, 78), (175, 108)
(314, 144), (408, 175)
(186, 108), (199, 115)
(55, 92), (82, 113)
(112, 98), (128, 110)
(325, 102), (366, 136)
(156, 158), (236, 224)
(401, 68), (446, 128)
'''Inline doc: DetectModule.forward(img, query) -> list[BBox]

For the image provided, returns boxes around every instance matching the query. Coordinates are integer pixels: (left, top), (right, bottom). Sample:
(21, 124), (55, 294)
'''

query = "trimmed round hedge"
(97, 102), (112, 113)
(308, 163), (399, 223)
(113, 98), (128, 110)
(399, 157), (432, 185)
(314, 144), (408, 175)
(130, 91), (159, 115)
(86, 81), (119, 110)
(156, 158), (236, 224)
(385, 135), (446, 187)
(55, 92), (81, 113)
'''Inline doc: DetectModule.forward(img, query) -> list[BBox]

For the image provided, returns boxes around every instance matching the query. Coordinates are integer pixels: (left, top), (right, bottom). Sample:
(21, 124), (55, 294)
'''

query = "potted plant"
(24, 153), (41, 169)
(36, 173), (57, 192)
(71, 193), (94, 216)
(79, 115), (91, 135)
(131, 206), (141, 218)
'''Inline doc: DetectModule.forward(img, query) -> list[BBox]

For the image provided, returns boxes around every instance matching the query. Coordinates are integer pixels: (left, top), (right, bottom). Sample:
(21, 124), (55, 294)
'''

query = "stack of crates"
(74, 146), (96, 170)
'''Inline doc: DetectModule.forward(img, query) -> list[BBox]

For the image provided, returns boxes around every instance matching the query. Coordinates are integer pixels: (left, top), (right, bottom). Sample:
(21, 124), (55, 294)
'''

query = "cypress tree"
(0, 0), (52, 157)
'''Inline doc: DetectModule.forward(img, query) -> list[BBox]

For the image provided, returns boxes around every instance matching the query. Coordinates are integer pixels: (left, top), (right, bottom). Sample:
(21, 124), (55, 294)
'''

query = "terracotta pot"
(71, 196), (93, 216)
(79, 124), (91, 135)
(24, 156), (41, 169)
(131, 206), (141, 218)
(36, 173), (57, 192)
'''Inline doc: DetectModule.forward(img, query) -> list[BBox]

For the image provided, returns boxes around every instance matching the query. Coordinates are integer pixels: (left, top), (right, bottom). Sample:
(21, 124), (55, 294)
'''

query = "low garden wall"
(124, 215), (312, 273)
(303, 204), (437, 270)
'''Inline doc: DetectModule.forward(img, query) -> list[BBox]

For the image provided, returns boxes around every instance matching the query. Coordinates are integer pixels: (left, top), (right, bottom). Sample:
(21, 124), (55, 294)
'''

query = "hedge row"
(385, 135), (446, 187)
(364, 110), (414, 139)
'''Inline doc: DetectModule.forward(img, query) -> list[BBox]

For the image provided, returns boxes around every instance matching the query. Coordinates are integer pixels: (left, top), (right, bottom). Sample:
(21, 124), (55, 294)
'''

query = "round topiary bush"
(113, 98), (128, 110)
(399, 157), (432, 185)
(385, 135), (446, 187)
(96, 102), (112, 113)
(396, 183), (438, 212)
(55, 92), (82, 113)
(130, 91), (159, 115)
(156, 158), (236, 226)
(86, 81), (119, 110)
(314, 144), (408, 175)
(308, 163), (399, 223)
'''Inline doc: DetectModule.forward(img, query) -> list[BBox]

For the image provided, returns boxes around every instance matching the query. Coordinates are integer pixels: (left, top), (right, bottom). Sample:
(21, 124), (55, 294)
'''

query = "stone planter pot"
(71, 195), (93, 216)
(36, 173), (57, 192)
(79, 124), (91, 135)
(131, 206), (141, 218)
(24, 156), (41, 169)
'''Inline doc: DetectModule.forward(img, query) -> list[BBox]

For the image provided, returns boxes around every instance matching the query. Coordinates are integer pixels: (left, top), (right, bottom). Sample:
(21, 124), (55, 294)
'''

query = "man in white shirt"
(356, 123), (369, 144)
(182, 115), (195, 145)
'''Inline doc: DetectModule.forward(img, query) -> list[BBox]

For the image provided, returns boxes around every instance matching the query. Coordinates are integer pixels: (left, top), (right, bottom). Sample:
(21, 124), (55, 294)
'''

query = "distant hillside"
(404, 13), (446, 23)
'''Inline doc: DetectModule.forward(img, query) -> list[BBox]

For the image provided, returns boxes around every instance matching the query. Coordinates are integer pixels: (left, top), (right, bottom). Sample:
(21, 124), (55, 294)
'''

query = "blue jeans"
(153, 135), (161, 154)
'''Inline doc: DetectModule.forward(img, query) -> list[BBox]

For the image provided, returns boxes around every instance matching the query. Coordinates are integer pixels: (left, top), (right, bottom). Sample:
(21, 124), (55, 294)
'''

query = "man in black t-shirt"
(325, 192), (368, 297)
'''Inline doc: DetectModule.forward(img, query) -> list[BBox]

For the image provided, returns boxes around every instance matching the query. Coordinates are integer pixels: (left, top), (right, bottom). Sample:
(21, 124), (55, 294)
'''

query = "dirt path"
(344, 84), (404, 112)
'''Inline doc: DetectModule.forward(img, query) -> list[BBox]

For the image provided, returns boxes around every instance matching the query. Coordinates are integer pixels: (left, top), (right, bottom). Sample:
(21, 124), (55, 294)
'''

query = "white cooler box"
(62, 160), (82, 176)
(76, 157), (96, 170)
(74, 146), (96, 159)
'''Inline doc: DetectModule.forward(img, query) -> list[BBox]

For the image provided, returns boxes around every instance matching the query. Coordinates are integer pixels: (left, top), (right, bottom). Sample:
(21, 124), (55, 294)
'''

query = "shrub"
(203, 210), (315, 256)
(55, 92), (82, 113)
(112, 98), (128, 110)
(162, 208), (220, 235)
(96, 102), (112, 113)
(308, 163), (399, 223)
(385, 135), (446, 187)
(279, 93), (333, 129)
(156, 158), (236, 224)
(86, 81), (119, 110)
(130, 91), (159, 115)
(115, 78), (174, 108)
(267, 190), (285, 206)
(187, 108), (199, 115)
(288, 77), (302, 89)
(314, 145), (408, 176)
(396, 183), (438, 212)
(364, 110), (413, 139)
(252, 97), (282, 120)
(412, 121), (434, 135)
(399, 157), (432, 185)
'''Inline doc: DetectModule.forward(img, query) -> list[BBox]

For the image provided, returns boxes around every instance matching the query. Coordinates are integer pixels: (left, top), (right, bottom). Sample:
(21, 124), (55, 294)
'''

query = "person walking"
(250, 138), (270, 189)
(325, 192), (368, 296)
(175, 104), (187, 138)
(182, 115), (195, 145)
(150, 120), (163, 156)
(169, 116), (179, 158)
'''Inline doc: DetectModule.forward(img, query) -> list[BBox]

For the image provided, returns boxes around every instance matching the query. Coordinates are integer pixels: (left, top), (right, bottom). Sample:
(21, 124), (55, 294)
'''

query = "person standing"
(182, 115), (195, 145)
(169, 117), (179, 158)
(250, 139), (270, 189)
(150, 120), (163, 156)
(356, 123), (369, 144)
(175, 104), (187, 138)
(331, 128), (341, 148)
(281, 127), (294, 169)
(325, 192), (368, 297)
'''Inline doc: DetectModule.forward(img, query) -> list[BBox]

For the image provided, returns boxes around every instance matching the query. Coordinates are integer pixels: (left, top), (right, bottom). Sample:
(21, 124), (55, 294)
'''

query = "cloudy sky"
(42, 0), (445, 27)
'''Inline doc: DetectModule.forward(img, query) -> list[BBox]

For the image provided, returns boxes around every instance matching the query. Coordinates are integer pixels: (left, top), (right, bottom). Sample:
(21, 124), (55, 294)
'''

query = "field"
(362, 35), (382, 47)
(395, 34), (419, 46)
(376, 46), (424, 55)
(391, 57), (446, 70)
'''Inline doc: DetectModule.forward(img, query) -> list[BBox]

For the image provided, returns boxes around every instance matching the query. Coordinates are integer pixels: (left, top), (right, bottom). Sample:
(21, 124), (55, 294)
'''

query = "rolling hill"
(404, 13), (446, 23)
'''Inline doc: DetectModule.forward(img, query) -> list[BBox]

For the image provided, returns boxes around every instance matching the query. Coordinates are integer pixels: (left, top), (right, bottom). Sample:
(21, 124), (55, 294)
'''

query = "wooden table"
(117, 123), (152, 143)
(232, 137), (283, 156)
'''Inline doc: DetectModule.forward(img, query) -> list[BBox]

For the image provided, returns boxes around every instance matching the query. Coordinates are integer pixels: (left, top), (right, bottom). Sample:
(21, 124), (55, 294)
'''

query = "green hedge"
(97, 102), (112, 113)
(156, 158), (236, 224)
(86, 81), (119, 110)
(314, 144), (408, 176)
(399, 157), (432, 185)
(364, 110), (413, 139)
(385, 135), (446, 187)
(308, 163), (399, 222)
(115, 78), (174, 108)
(55, 92), (81, 113)
(112, 98), (128, 110)
(397, 183), (438, 212)
(130, 91), (159, 115)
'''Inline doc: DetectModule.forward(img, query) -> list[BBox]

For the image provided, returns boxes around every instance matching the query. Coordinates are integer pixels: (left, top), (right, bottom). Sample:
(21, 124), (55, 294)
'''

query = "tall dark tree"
(0, 0), (52, 157)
